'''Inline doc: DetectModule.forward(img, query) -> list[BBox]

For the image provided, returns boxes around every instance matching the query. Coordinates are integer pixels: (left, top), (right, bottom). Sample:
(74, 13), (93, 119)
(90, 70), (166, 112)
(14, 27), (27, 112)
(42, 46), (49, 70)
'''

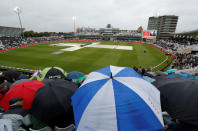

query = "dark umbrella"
(16, 74), (29, 80)
(3, 70), (21, 82)
(29, 79), (78, 127)
(39, 67), (66, 80)
(153, 77), (198, 126)
(0, 80), (44, 111)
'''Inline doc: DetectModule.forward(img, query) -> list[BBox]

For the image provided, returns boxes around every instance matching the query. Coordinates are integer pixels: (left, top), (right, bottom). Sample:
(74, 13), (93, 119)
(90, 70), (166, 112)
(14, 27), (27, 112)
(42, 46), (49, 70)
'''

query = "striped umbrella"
(72, 65), (164, 131)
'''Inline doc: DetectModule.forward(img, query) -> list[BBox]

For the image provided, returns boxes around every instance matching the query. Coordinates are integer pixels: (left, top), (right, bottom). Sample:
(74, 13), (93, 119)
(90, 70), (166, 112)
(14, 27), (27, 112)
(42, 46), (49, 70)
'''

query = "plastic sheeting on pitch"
(72, 65), (164, 131)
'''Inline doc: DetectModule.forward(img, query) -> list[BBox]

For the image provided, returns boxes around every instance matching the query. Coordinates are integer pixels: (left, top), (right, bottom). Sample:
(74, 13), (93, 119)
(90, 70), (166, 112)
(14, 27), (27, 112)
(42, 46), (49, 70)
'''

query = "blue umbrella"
(179, 72), (194, 79)
(67, 71), (85, 83)
(72, 65), (164, 131)
(143, 76), (156, 83)
(67, 71), (84, 80)
(165, 72), (194, 79)
(165, 69), (177, 74)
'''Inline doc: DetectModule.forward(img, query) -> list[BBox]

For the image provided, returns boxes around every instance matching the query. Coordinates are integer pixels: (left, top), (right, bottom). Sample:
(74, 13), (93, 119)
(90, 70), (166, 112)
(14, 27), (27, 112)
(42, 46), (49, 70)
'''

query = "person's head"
(71, 76), (86, 87)
(147, 67), (151, 72)
(0, 82), (8, 93)
(0, 107), (4, 112)
(0, 75), (4, 83)
(9, 97), (23, 107)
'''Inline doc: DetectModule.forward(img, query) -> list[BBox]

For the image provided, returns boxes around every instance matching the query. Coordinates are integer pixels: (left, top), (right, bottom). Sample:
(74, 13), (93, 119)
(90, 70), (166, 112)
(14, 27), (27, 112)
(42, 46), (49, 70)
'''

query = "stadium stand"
(0, 26), (24, 37)
(0, 36), (66, 50)
(154, 39), (198, 70)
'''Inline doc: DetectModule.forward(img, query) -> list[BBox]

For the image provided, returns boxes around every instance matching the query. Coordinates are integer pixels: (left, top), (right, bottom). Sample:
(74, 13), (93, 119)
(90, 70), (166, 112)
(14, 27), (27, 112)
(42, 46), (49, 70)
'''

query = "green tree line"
(23, 31), (59, 37)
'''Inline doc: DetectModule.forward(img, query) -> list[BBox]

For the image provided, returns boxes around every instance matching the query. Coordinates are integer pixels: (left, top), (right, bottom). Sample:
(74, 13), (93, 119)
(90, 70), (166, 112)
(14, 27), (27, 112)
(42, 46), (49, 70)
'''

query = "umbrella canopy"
(153, 77), (198, 126)
(39, 67), (66, 80)
(142, 76), (156, 83)
(165, 69), (177, 74)
(29, 79), (78, 126)
(72, 65), (164, 131)
(0, 80), (44, 111)
(32, 70), (42, 77)
(165, 73), (194, 79)
(30, 70), (42, 81)
(10, 79), (32, 88)
(16, 74), (29, 80)
(178, 72), (194, 79)
(155, 71), (168, 76)
(67, 71), (86, 83)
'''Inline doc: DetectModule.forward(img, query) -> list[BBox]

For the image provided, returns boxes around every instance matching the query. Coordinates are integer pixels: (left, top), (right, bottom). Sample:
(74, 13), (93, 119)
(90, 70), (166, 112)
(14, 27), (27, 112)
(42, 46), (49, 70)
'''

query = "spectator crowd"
(0, 36), (66, 50)
(172, 53), (198, 70)
(155, 39), (198, 70)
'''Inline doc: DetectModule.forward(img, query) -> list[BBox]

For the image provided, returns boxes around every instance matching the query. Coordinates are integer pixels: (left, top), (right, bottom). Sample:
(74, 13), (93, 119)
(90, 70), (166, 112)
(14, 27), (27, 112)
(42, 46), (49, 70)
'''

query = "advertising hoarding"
(142, 30), (157, 39)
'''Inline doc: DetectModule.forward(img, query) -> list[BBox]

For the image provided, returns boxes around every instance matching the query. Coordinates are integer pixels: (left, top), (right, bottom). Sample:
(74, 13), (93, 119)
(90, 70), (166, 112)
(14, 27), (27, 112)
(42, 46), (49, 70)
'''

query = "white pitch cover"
(77, 80), (118, 131)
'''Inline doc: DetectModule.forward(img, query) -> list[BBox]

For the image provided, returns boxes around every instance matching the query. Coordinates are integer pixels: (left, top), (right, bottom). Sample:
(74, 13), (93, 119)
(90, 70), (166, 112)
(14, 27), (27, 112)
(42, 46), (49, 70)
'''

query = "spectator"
(141, 68), (146, 76)
(133, 66), (138, 72)
(1, 97), (31, 131)
(0, 82), (10, 100)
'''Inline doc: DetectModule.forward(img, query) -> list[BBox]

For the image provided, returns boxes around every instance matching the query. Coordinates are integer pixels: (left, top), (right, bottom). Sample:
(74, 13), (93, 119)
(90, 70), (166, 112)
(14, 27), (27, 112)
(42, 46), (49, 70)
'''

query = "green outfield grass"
(0, 41), (169, 74)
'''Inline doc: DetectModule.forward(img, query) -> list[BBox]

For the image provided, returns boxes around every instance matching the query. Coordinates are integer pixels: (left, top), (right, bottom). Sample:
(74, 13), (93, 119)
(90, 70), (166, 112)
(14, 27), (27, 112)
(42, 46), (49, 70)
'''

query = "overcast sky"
(0, 0), (197, 33)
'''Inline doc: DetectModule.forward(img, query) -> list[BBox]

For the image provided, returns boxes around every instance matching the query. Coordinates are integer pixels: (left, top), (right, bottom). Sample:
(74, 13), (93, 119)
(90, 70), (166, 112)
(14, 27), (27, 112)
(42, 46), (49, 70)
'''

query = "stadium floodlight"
(72, 16), (76, 35)
(13, 6), (22, 14)
(13, 6), (24, 37)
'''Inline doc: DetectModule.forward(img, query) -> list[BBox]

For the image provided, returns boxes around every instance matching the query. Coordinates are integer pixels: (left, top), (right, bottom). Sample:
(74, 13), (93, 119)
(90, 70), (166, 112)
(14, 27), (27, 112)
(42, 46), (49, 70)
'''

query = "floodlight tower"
(13, 6), (24, 37)
(72, 16), (76, 36)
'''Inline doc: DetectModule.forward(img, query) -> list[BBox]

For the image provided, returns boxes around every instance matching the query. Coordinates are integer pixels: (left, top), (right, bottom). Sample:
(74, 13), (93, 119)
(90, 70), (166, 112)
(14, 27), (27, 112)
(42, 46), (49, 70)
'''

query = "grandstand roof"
(176, 29), (198, 35)
(0, 26), (25, 37)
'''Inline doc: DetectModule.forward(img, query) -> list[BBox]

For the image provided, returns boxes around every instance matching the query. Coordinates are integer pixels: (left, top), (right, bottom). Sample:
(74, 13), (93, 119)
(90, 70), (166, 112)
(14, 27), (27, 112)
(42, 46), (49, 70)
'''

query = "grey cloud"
(0, 0), (197, 32)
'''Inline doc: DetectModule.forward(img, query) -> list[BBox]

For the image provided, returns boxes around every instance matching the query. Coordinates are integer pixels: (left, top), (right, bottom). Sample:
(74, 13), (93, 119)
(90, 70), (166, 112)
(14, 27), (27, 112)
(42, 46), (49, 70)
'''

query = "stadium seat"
(54, 124), (75, 131)
(29, 126), (53, 131)
(17, 128), (27, 131)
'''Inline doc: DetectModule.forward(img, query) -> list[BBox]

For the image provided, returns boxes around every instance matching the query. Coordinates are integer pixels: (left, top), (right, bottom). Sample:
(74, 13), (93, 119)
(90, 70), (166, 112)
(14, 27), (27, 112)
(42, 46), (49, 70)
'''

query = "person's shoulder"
(5, 106), (27, 117)
(2, 113), (23, 121)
